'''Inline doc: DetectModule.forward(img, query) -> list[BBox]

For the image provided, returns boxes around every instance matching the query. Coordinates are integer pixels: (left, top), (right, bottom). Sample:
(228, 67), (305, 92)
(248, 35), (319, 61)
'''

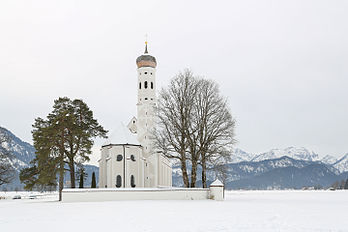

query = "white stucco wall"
(99, 144), (144, 188)
(62, 188), (210, 202)
(137, 66), (156, 159)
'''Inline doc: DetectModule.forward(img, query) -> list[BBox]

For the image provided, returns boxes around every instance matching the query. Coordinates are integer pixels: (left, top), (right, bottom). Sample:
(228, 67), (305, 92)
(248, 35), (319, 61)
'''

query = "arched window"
(116, 175), (122, 188)
(139, 82), (141, 89)
(117, 155), (123, 161)
(145, 72), (147, 74)
(151, 82), (153, 89)
(144, 81), (148, 89)
(131, 155), (136, 161)
(131, 175), (136, 188)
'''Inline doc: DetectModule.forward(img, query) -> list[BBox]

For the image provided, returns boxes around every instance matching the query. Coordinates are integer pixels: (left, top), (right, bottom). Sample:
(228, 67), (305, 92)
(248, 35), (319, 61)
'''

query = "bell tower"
(135, 42), (157, 158)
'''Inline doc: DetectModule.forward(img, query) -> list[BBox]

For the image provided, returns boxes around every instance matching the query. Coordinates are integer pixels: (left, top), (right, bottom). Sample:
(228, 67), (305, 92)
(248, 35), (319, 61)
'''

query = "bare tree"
(0, 133), (15, 186)
(192, 79), (236, 188)
(154, 70), (197, 187)
(331, 181), (340, 189)
(154, 69), (236, 188)
(211, 161), (229, 186)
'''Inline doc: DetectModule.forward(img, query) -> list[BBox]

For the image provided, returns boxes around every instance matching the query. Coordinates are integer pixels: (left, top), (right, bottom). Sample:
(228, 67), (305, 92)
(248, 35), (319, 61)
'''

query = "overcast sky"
(1, 0), (347, 164)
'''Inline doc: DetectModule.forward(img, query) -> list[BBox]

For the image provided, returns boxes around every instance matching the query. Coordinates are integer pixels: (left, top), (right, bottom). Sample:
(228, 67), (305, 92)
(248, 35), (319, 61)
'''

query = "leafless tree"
(192, 79), (236, 188)
(331, 181), (340, 189)
(0, 134), (15, 186)
(154, 69), (236, 188)
(154, 70), (197, 187)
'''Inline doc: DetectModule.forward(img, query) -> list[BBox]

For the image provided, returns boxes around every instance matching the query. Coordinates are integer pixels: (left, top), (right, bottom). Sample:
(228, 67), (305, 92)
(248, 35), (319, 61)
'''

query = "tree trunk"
(190, 159), (198, 188)
(180, 156), (189, 188)
(201, 156), (207, 188)
(68, 159), (75, 188)
(58, 158), (64, 201)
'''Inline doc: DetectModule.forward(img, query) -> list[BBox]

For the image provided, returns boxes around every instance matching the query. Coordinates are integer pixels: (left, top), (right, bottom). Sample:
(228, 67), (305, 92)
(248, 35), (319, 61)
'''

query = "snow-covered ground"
(0, 190), (347, 232)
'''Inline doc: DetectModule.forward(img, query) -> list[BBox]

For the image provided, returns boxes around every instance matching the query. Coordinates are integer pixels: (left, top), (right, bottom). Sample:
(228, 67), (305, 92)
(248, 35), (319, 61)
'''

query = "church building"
(98, 43), (172, 188)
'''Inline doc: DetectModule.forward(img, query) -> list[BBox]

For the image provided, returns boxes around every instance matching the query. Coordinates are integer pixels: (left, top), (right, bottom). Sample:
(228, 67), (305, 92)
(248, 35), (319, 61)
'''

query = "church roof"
(103, 122), (139, 146)
(136, 43), (157, 68)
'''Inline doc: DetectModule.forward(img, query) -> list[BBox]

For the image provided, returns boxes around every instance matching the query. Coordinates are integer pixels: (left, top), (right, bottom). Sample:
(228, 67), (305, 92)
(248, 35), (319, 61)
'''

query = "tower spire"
(144, 41), (148, 54)
(144, 34), (148, 54)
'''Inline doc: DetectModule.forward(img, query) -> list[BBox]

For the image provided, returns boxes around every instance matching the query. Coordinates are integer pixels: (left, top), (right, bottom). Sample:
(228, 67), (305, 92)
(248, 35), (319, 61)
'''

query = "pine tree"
(345, 179), (348, 190)
(79, 173), (84, 188)
(19, 97), (107, 200)
(91, 172), (96, 188)
(76, 165), (87, 189)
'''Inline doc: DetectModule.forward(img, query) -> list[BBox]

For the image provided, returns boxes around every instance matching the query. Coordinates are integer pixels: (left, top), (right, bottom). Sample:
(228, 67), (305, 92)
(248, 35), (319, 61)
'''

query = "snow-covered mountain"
(2, 125), (347, 190)
(0, 127), (36, 171)
(0, 126), (98, 190)
(333, 154), (348, 173)
(251, 147), (320, 162)
(321, 155), (338, 165)
(233, 147), (348, 174)
(229, 148), (255, 163)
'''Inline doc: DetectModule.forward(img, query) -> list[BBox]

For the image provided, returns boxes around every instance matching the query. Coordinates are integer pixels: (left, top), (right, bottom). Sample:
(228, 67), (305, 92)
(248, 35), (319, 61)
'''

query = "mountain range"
(0, 126), (98, 190)
(1, 126), (347, 190)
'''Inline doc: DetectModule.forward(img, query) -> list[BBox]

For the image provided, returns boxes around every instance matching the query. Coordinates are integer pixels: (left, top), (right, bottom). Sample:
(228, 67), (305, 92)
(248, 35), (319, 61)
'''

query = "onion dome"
(136, 42), (157, 68)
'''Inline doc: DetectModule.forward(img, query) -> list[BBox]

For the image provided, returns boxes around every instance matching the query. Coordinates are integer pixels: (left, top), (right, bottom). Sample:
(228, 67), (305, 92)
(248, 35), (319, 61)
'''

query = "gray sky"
(1, 0), (347, 165)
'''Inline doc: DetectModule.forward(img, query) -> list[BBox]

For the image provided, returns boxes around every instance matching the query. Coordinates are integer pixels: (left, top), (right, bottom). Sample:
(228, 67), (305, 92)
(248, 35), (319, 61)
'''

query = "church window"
(145, 81), (148, 89)
(151, 82), (153, 89)
(131, 155), (136, 161)
(117, 155), (123, 161)
(116, 175), (122, 188)
(145, 98), (148, 100)
(139, 82), (141, 89)
(145, 72), (147, 74)
(131, 175), (136, 188)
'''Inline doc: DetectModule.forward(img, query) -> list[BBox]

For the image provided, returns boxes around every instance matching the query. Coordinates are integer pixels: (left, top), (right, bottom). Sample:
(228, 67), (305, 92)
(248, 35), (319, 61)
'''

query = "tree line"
(331, 179), (348, 190)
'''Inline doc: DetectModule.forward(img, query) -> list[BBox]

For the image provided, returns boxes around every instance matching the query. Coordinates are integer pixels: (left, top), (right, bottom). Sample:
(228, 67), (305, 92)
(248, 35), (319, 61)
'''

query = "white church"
(98, 43), (172, 188)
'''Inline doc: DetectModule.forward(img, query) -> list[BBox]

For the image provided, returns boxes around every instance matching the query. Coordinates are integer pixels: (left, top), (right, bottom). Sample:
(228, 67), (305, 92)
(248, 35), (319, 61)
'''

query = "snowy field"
(1, 190), (347, 232)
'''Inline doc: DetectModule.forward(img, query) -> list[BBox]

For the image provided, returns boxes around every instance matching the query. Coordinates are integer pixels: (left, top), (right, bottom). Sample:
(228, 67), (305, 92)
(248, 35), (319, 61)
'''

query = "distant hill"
(172, 156), (348, 189)
(1, 126), (347, 190)
(0, 126), (98, 190)
(226, 162), (343, 189)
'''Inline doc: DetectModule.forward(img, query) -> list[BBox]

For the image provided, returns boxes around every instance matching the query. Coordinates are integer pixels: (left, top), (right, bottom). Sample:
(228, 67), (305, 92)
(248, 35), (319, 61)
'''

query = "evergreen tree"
(79, 173), (84, 188)
(20, 97), (107, 201)
(76, 165), (87, 189)
(91, 172), (96, 188)
(345, 179), (348, 190)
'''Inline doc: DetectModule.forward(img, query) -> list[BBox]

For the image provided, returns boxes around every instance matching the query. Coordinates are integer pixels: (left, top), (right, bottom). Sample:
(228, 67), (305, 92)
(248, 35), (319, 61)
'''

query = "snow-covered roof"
(210, 179), (224, 187)
(103, 122), (139, 146)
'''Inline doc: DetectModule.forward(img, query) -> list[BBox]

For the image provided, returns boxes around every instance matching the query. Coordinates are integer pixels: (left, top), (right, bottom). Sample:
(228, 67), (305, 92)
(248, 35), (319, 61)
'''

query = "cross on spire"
(144, 34), (148, 54)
